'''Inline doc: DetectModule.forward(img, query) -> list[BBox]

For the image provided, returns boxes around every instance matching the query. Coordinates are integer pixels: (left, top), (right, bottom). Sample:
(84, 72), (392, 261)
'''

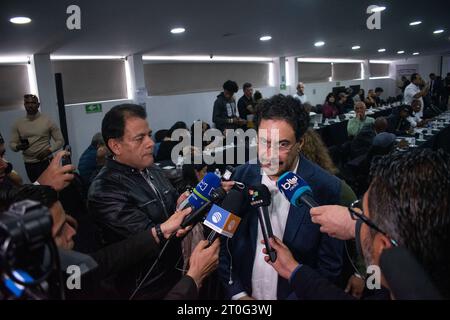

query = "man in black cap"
(386, 105), (412, 136)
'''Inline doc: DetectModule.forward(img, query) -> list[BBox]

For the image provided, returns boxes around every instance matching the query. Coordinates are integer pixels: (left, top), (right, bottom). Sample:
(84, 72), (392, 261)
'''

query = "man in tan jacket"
(9, 94), (64, 182)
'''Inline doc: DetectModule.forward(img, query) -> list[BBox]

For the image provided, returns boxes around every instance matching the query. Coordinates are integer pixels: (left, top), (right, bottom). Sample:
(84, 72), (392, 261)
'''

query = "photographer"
(1, 184), (220, 300)
(262, 149), (450, 299)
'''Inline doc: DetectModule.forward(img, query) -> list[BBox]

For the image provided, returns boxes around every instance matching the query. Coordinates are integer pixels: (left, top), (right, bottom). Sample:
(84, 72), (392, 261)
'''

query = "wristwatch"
(155, 224), (166, 243)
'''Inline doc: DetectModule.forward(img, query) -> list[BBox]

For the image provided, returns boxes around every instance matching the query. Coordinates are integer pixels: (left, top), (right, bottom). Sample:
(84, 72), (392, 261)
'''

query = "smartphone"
(61, 145), (72, 166)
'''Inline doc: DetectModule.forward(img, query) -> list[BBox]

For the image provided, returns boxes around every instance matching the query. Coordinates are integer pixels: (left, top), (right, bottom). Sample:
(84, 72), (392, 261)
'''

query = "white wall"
(146, 86), (278, 134)
(291, 78), (396, 106)
(64, 86), (278, 167)
(391, 54), (443, 80)
(65, 99), (132, 168)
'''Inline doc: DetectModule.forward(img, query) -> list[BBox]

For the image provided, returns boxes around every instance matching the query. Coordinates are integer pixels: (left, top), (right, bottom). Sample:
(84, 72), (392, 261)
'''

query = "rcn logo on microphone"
(203, 204), (241, 238)
(280, 175), (299, 191)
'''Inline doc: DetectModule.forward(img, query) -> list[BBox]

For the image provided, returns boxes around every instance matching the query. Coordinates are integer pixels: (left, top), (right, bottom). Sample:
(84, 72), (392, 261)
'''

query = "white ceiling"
(1, 0), (450, 59)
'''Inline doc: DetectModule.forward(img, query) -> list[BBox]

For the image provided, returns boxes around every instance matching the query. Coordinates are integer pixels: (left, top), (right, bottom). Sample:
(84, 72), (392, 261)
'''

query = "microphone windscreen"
(380, 246), (442, 300)
(277, 171), (312, 206)
(187, 172), (221, 210)
(248, 184), (271, 207)
(203, 203), (241, 238)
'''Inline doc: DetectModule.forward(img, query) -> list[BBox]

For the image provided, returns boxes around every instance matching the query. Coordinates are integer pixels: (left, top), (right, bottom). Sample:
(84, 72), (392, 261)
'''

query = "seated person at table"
(219, 94), (343, 300)
(387, 105), (412, 136)
(336, 92), (350, 114)
(322, 93), (339, 119)
(365, 89), (376, 109)
(407, 99), (430, 128)
(349, 117), (388, 159)
(347, 102), (375, 138)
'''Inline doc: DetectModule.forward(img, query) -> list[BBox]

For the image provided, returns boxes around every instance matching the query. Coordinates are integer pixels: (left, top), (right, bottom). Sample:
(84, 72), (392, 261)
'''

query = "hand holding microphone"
(248, 184), (277, 262)
(277, 171), (357, 240)
(261, 237), (300, 280)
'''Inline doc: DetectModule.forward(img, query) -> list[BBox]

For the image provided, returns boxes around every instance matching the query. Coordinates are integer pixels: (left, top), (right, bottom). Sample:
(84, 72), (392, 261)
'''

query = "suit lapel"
(282, 156), (312, 245)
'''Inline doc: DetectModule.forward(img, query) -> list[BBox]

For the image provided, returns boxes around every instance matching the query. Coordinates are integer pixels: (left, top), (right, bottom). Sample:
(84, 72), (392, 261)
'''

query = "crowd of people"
(0, 71), (449, 300)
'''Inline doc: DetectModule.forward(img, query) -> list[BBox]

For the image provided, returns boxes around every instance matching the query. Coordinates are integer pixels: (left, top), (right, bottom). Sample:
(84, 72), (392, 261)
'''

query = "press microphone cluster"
(277, 171), (318, 209)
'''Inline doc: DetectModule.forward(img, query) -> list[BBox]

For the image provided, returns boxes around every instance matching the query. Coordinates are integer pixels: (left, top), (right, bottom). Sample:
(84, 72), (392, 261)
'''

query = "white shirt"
(404, 83), (423, 118)
(407, 113), (422, 128)
(250, 160), (299, 300)
(293, 93), (308, 104)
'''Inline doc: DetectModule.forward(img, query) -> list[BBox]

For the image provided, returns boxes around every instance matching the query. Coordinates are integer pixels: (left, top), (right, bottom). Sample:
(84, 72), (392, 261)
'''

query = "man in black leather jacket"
(88, 104), (191, 299)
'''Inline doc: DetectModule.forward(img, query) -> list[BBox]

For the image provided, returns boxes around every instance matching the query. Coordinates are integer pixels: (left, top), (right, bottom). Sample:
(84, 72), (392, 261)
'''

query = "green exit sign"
(85, 103), (102, 114)
(280, 83), (287, 90)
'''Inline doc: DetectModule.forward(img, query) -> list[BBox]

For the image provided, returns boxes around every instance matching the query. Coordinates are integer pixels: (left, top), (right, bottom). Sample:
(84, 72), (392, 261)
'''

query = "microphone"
(178, 172), (221, 210)
(277, 171), (318, 208)
(248, 184), (277, 262)
(204, 189), (243, 245)
(178, 172), (221, 226)
(180, 187), (226, 228)
(379, 246), (442, 300)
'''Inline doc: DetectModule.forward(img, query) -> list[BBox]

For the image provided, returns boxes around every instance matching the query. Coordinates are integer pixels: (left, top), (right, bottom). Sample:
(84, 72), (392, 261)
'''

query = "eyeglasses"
(348, 199), (398, 247)
(258, 138), (297, 152)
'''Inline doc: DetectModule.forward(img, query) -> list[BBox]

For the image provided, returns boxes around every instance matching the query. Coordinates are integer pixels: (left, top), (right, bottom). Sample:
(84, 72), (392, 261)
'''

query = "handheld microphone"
(178, 172), (221, 227)
(204, 189), (243, 245)
(180, 187), (226, 228)
(277, 171), (318, 208)
(248, 184), (277, 262)
(177, 172), (221, 211)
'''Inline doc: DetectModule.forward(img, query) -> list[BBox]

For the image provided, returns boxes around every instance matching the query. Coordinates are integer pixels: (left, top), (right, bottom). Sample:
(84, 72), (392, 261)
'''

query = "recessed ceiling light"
(413, 52), (420, 55)
(9, 17), (31, 24)
(259, 35), (272, 41)
(170, 27), (185, 34)
(370, 6), (386, 13)
(397, 50), (405, 54)
(433, 29), (444, 34)
(314, 41), (325, 47)
(352, 45), (361, 50)
(409, 21), (422, 26)
(378, 48), (386, 52)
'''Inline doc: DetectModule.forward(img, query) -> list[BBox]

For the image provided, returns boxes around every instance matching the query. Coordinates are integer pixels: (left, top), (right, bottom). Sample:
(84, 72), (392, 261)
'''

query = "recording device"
(248, 185), (277, 262)
(61, 145), (72, 166)
(0, 200), (64, 299)
(277, 171), (318, 209)
(222, 165), (235, 181)
(204, 189), (243, 245)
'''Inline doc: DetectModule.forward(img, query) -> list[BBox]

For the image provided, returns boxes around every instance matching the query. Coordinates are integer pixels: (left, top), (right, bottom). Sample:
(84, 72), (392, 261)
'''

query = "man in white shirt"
(404, 73), (428, 119)
(293, 82), (308, 104)
(219, 95), (344, 300)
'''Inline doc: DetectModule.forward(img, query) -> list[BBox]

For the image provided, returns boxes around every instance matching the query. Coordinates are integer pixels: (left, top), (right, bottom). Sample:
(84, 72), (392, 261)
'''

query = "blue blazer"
(219, 156), (344, 299)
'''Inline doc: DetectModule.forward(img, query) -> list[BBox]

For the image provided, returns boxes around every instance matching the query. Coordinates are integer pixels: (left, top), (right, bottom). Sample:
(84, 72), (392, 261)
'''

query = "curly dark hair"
(223, 80), (239, 93)
(368, 148), (450, 297)
(254, 94), (310, 141)
(0, 184), (58, 212)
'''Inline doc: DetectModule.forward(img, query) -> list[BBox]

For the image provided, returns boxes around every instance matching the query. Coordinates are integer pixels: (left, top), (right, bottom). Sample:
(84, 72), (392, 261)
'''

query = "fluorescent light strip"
(0, 56), (29, 63)
(143, 55), (273, 62)
(297, 58), (364, 63)
(369, 76), (391, 79)
(369, 60), (392, 64)
(50, 55), (125, 60)
(360, 62), (364, 80)
(268, 62), (275, 87)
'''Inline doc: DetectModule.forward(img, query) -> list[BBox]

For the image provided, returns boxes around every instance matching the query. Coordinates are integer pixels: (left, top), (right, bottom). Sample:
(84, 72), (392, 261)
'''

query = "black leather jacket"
(87, 158), (181, 298)
(88, 158), (179, 244)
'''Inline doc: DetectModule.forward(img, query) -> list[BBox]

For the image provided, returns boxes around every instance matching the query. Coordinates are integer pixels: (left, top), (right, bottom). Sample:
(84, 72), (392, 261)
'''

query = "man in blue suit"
(219, 94), (344, 300)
